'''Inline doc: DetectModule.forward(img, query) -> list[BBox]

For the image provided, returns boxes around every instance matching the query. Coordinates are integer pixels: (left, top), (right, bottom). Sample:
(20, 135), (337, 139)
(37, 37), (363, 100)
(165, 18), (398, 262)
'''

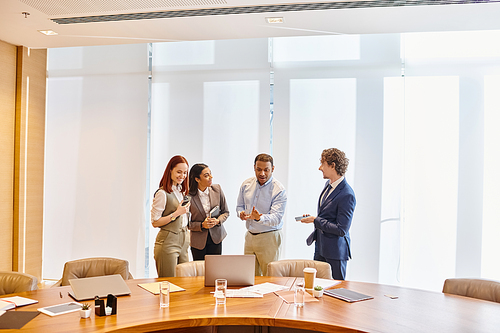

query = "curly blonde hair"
(321, 148), (349, 176)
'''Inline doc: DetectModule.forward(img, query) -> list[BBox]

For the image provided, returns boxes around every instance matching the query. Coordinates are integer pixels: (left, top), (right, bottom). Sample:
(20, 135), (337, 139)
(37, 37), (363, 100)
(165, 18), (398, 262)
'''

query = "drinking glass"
(215, 279), (227, 305)
(160, 281), (170, 308)
(294, 282), (305, 308)
(245, 204), (253, 219)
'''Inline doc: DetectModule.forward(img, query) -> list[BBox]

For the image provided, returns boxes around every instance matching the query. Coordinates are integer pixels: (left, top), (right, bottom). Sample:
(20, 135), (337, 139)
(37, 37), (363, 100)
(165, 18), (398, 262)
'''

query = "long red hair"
(159, 155), (189, 195)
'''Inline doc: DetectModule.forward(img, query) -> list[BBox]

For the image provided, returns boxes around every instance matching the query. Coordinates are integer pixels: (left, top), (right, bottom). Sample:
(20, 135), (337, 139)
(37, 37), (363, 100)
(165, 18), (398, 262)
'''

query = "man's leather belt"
(249, 229), (279, 235)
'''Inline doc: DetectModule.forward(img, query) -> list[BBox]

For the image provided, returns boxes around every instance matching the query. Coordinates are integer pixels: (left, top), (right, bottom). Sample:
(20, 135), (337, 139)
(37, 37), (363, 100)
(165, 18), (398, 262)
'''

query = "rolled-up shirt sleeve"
(151, 190), (167, 224)
(236, 184), (247, 216)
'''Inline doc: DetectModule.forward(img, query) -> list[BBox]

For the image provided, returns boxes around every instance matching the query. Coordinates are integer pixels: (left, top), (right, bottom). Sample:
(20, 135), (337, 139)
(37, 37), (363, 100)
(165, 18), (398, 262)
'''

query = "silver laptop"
(69, 274), (131, 301)
(204, 255), (255, 287)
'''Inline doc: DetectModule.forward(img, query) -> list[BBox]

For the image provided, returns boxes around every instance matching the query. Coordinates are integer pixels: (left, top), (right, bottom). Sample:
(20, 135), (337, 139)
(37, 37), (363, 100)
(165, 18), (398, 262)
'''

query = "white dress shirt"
(321, 176), (344, 205)
(198, 187), (211, 217)
(151, 185), (188, 228)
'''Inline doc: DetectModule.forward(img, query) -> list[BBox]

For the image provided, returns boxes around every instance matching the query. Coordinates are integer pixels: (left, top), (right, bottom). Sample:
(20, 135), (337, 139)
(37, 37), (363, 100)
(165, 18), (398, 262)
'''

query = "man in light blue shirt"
(237, 153), (287, 276)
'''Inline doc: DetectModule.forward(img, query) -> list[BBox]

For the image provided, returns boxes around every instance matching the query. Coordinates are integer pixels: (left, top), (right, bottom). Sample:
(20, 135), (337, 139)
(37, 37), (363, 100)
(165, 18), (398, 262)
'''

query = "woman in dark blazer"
(188, 163), (229, 260)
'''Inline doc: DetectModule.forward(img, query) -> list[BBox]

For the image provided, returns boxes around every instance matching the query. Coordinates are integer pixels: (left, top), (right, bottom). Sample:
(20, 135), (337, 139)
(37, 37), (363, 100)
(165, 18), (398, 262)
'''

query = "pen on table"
(60, 292), (63, 298)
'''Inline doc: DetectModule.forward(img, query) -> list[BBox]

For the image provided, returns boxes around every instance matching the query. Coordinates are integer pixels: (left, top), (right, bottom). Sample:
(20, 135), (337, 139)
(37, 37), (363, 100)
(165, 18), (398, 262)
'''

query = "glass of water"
(215, 279), (227, 305)
(160, 281), (170, 308)
(294, 282), (305, 308)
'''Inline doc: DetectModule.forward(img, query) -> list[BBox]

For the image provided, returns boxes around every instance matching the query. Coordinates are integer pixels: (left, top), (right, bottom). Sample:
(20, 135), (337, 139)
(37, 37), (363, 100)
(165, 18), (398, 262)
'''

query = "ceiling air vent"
(19, 0), (228, 16)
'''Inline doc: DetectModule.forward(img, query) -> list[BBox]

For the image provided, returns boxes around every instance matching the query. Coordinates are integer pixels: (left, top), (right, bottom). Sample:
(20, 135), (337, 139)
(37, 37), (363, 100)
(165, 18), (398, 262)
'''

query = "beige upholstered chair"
(267, 259), (332, 279)
(52, 257), (133, 287)
(175, 261), (205, 277)
(0, 271), (38, 296)
(442, 278), (500, 303)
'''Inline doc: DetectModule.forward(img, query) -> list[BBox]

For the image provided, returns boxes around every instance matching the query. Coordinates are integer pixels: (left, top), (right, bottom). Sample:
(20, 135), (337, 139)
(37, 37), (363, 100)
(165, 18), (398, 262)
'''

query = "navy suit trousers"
(314, 252), (347, 280)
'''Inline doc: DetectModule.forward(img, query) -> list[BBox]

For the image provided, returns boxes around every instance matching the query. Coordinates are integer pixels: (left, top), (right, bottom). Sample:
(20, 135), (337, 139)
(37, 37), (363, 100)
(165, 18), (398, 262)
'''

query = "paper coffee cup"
(303, 267), (317, 289)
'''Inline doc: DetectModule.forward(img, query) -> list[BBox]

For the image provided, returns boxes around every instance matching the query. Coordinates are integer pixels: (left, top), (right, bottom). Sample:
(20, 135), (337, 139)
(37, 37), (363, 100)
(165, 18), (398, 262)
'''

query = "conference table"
(3, 276), (500, 332)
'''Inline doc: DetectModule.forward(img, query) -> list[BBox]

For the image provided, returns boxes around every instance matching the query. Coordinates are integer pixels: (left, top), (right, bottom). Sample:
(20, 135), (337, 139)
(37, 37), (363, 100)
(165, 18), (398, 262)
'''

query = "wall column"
(0, 40), (17, 272)
(13, 46), (47, 280)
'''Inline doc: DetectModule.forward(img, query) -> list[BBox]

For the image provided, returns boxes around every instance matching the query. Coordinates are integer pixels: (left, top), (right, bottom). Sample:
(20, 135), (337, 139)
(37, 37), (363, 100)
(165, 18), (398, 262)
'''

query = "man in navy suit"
(301, 148), (356, 280)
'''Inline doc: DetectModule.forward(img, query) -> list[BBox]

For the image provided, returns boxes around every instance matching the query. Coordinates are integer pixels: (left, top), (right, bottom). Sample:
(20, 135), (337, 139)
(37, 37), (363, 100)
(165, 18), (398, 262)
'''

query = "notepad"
(137, 282), (185, 295)
(324, 288), (373, 303)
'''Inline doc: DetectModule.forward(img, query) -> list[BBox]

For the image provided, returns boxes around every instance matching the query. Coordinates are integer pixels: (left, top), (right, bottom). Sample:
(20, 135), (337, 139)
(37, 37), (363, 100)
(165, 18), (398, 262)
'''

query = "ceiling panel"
(2, 0), (500, 48)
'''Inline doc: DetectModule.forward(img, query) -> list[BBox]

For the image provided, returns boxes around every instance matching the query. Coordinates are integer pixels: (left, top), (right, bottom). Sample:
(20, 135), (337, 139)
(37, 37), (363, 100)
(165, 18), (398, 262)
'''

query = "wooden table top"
(3, 276), (500, 333)
(277, 279), (500, 333)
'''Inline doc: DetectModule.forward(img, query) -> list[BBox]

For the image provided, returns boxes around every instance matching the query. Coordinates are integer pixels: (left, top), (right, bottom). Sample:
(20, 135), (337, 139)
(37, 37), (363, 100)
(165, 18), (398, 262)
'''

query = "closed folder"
(324, 288), (373, 302)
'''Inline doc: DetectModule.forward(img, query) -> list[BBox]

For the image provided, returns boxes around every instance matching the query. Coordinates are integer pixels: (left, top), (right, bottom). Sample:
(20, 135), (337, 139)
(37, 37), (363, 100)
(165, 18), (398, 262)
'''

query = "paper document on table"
(239, 282), (288, 295)
(216, 290), (263, 298)
(138, 282), (185, 295)
(314, 278), (341, 290)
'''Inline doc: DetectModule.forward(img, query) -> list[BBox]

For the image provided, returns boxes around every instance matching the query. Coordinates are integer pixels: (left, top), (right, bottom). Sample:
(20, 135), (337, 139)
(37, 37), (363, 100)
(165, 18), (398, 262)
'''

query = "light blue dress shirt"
(236, 176), (287, 233)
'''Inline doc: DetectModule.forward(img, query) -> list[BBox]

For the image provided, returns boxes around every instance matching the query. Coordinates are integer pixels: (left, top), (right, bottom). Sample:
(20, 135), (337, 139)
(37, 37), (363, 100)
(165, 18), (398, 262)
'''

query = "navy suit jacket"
(306, 178), (356, 260)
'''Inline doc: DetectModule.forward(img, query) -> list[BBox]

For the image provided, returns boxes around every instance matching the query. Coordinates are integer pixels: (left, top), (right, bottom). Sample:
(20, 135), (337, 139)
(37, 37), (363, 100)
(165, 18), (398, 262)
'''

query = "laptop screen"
(204, 255), (255, 287)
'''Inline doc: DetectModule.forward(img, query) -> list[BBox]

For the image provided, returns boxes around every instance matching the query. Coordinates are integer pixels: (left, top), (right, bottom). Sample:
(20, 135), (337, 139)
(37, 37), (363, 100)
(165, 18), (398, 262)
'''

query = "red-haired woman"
(151, 155), (191, 277)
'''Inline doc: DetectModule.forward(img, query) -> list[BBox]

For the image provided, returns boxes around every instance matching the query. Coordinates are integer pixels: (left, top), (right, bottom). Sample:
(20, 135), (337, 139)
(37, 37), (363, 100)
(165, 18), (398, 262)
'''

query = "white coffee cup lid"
(303, 267), (317, 273)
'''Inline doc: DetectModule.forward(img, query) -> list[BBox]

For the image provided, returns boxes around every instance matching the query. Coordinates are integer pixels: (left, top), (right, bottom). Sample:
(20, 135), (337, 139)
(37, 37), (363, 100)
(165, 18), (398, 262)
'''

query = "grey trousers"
(154, 228), (189, 277)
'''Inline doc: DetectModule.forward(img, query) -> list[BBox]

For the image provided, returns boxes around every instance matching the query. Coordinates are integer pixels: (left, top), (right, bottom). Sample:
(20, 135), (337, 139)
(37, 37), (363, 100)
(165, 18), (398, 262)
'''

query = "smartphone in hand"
(181, 196), (191, 206)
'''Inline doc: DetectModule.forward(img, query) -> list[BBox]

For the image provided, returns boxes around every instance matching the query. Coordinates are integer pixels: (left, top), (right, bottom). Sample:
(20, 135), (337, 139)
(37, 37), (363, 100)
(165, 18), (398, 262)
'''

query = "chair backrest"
(443, 278), (500, 303)
(175, 261), (205, 277)
(0, 271), (38, 296)
(267, 260), (333, 279)
(54, 257), (133, 287)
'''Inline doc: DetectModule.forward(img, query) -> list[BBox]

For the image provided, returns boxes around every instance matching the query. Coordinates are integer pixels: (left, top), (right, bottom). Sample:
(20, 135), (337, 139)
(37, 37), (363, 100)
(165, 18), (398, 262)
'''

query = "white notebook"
(0, 296), (38, 311)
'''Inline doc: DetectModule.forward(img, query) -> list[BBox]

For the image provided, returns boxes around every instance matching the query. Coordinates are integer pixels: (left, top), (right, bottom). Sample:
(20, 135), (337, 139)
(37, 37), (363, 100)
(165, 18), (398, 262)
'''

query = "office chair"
(52, 257), (133, 287)
(267, 259), (333, 279)
(0, 271), (38, 296)
(442, 278), (500, 303)
(175, 261), (205, 277)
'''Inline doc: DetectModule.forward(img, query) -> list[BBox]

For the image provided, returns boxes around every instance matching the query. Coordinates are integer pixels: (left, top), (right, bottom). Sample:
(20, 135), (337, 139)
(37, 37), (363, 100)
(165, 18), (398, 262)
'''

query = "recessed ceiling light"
(266, 17), (284, 24)
(38, 30), (58, 36)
